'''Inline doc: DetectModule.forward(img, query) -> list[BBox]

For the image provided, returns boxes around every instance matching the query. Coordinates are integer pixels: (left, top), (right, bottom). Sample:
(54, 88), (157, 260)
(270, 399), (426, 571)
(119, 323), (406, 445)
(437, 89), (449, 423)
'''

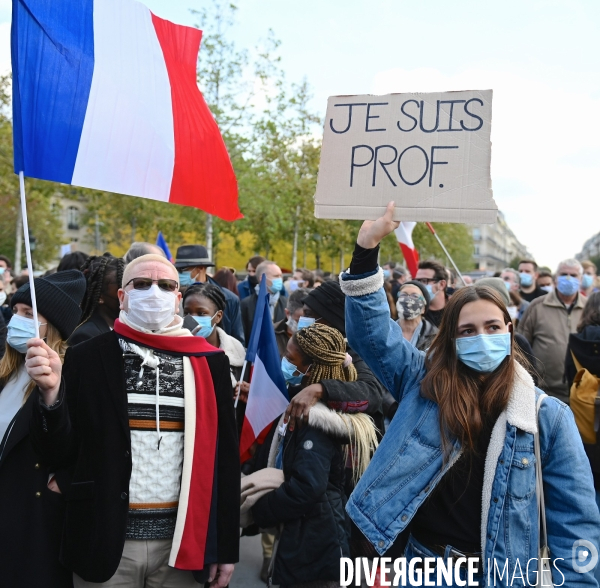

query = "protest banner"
(314, 90), (497, 224)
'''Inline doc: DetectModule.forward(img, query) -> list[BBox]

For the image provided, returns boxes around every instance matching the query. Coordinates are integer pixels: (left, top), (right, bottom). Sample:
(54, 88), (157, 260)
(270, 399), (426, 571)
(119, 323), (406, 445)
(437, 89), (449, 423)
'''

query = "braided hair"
(294, 323), (376, 485)
(294, 323), (357, 385)
(79, 255), (125, 324)
(182, 283), (226, 312)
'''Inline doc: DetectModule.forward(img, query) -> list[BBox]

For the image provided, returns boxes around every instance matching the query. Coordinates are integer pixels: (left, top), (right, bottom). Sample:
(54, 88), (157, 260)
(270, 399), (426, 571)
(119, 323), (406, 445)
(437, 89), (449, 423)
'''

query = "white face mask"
(125, 284), (177, 331)
(0, 291), (6, 306)
(507, 305), (519, 320)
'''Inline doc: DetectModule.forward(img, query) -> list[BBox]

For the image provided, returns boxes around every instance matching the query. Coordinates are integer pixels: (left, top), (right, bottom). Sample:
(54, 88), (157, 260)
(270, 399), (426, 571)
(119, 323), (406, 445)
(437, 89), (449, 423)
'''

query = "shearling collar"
(505, 362), (537, 434)
(481, 362), (537, 553)
(307, 402), (353, 442)
(216, 327), (245, 367)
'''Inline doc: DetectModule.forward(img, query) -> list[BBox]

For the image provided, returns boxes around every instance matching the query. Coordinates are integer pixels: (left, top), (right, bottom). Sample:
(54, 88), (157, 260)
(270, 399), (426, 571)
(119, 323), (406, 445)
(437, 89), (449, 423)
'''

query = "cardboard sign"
(314, 90), (497, 223)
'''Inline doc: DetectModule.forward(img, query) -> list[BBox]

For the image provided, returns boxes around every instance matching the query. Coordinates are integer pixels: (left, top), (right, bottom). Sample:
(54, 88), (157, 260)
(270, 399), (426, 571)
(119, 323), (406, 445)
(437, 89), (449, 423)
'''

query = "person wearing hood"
(395, 280), (438, 351)
(25, 254), (239, 587)
(250, 323), (378, 588)
(0, 270), (86, 587)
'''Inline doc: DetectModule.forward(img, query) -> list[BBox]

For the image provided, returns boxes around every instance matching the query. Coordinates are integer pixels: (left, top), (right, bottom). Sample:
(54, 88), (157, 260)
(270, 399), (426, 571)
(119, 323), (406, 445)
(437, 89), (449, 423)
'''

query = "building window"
(474, 245), (480, 256)
(67, 206), (80, 230)
(473, 228), (481, 241)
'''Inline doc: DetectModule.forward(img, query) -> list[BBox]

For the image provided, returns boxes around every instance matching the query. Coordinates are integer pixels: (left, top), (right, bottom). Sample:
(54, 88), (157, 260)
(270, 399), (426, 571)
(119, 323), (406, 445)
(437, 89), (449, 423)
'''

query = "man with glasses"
(519, 258), (587, 403)
(414, 260), (448, 328)
(25, 254), (239, 588)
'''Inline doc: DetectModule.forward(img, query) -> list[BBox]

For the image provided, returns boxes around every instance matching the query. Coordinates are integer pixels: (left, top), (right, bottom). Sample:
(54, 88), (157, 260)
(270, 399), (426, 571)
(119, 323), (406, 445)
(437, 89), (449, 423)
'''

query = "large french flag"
(240, 275), (289, 461)
(11, 0), (242, 221)
(394, 221), (419, 278)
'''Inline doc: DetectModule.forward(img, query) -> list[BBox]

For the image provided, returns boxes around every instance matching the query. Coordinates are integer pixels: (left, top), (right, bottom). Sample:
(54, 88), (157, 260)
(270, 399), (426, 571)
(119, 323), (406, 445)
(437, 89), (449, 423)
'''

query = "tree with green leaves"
(0, 75), (64, 271)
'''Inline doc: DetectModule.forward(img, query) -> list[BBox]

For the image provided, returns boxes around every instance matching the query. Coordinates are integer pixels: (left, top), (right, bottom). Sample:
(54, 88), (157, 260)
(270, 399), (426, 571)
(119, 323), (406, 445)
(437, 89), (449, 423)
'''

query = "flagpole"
(234, 360), (249, 409)
(425, 222), (466, 287)
(19, 171), (40, 339)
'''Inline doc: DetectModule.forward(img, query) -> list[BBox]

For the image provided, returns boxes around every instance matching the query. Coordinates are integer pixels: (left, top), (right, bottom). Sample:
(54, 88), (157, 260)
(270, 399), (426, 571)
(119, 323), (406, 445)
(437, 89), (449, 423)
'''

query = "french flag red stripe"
(151, 14), (242, 221)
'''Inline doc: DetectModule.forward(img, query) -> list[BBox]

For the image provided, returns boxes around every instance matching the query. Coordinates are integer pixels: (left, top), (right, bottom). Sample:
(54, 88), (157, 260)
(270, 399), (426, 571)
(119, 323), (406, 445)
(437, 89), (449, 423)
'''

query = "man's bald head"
(121, 254), (179, 288)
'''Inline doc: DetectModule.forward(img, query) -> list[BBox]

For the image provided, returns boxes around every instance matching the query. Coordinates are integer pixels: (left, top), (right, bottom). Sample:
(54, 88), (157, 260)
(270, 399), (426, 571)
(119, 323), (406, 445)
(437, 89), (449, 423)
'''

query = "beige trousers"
(73, 539), (200, 588)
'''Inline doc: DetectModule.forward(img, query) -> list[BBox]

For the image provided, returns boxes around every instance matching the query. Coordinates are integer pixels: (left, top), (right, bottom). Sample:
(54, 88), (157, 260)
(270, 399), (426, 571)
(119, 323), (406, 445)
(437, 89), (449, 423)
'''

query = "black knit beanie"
(303, 280), (346, 335)
(11, 270), (86, 340)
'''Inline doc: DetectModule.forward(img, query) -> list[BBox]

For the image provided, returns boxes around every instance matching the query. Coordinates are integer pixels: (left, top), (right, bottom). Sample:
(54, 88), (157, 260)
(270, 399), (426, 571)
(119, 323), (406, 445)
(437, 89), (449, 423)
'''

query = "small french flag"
(394, 222), (419, 278)
(240, 275), (289, 461)
(11, 0), (242, 221)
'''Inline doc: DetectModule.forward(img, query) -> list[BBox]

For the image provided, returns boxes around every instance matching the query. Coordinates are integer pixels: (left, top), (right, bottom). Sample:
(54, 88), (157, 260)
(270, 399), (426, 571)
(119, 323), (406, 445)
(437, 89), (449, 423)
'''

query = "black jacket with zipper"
(251, 403), (350, 586)
(29, 330), (239, 583)
(0, 385), (73, 587)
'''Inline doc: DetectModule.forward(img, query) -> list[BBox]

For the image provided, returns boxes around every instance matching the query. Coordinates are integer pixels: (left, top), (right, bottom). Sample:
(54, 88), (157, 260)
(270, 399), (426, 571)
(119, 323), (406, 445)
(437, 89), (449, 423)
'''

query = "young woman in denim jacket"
(339, 203), (600, 587)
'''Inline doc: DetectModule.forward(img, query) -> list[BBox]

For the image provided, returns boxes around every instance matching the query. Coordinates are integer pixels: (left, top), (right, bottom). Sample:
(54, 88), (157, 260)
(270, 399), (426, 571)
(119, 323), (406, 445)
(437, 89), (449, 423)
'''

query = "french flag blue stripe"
(11, 0), (94, 182)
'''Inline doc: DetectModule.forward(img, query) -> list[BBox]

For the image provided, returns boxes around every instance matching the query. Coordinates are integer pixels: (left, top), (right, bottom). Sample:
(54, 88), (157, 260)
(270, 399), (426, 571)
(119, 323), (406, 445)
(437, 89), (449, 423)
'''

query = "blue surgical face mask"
(383, 269), (391, 279)
(281, 356), (306, 386)
(179, 271), (193, 287)
(519, 272), (533, 288)
(7, 314), (46, 354)
(297, 316), (316, 330)
(582, 274), (594, 289)
(504, 281), (511, 291)
(556, 275), (580, 296)
(192, 313), (218, 338)
(455, 332), (511, 373)
(425, 284), (434, 297)
(269, 277), (283, 295)
(540, 285), (553, 293)
(0, 267), (5, 275)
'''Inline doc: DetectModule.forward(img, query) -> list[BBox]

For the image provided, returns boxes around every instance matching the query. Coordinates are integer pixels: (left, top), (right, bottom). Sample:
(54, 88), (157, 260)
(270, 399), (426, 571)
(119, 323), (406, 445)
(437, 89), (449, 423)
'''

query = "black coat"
(0, 309), (6, 359)
(0, 387), (73, 587)
(30, 331), (240, 583)
(241, 291), (287, 343)
(252, 418), (349, 586)
(67, 309), (111, 346)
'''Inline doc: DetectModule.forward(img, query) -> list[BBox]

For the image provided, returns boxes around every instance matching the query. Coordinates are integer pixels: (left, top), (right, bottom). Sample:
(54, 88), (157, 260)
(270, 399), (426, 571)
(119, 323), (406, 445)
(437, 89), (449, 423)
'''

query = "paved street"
(230, 534), (269, 588)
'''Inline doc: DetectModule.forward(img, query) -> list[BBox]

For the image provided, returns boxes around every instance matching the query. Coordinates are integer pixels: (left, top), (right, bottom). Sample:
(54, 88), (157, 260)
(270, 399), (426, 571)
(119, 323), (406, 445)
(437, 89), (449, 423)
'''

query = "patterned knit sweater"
(120, 338), (185, 540)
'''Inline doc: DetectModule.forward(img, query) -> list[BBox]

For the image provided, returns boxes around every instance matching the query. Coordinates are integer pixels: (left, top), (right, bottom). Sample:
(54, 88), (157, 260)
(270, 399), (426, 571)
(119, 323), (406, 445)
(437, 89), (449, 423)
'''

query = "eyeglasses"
(415, 278), (439, 285)
(398, 293), (424, 301)
(124, 277), (179, 292)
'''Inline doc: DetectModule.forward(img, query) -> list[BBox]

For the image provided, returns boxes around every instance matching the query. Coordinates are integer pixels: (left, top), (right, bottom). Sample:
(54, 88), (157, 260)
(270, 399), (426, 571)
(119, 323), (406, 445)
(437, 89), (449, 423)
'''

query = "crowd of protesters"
(1, 216), (600, 587)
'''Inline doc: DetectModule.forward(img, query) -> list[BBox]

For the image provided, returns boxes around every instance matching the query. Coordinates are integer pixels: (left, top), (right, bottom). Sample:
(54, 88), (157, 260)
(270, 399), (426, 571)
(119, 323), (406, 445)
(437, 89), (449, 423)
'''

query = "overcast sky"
(1, 0), (598, 269)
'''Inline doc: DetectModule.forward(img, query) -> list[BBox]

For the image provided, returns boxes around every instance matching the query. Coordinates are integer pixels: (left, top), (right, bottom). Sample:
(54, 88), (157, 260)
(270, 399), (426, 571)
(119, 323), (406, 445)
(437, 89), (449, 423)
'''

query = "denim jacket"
(340, 268), (600, 586)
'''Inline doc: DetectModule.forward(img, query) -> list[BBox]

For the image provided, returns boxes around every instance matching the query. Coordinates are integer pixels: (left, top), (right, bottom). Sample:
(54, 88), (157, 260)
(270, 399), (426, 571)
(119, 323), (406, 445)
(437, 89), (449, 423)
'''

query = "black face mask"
(396, 295), (425, 320)
(248, 275), (258, 288)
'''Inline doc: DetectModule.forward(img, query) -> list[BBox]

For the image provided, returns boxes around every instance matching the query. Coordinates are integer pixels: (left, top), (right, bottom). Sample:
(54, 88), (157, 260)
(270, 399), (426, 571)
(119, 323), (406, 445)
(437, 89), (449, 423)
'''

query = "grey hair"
(123, 242), (166, 265)
(256, 260), (279, 279)
(287, 288), (309, 314)
(502, 267), (520, 286)
(556, 258), (583, 276)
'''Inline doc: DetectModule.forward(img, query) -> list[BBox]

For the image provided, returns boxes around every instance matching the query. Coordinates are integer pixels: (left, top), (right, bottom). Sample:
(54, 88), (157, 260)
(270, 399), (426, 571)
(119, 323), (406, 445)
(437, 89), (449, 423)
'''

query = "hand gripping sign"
(314, 90), (498, 224)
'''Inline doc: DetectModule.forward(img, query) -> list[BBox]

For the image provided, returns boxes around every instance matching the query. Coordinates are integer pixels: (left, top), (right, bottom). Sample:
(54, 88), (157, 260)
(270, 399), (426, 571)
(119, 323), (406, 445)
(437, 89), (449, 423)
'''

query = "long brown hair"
(421, 285), (531, 453)
(0, 322), (67, 403)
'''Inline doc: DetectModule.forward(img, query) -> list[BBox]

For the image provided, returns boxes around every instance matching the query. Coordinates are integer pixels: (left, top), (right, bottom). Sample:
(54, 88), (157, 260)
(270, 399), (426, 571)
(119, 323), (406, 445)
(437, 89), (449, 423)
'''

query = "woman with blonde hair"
(0, 270), (86, 588)
(250, 323), (378, 588)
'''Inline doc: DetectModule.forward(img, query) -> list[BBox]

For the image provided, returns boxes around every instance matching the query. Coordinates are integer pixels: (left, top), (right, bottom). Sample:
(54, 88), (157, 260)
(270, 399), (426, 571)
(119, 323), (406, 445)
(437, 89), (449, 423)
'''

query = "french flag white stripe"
(245, 354), (290, 436)
(395, 222), (417, 248)
(71, 0), (174, 201)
